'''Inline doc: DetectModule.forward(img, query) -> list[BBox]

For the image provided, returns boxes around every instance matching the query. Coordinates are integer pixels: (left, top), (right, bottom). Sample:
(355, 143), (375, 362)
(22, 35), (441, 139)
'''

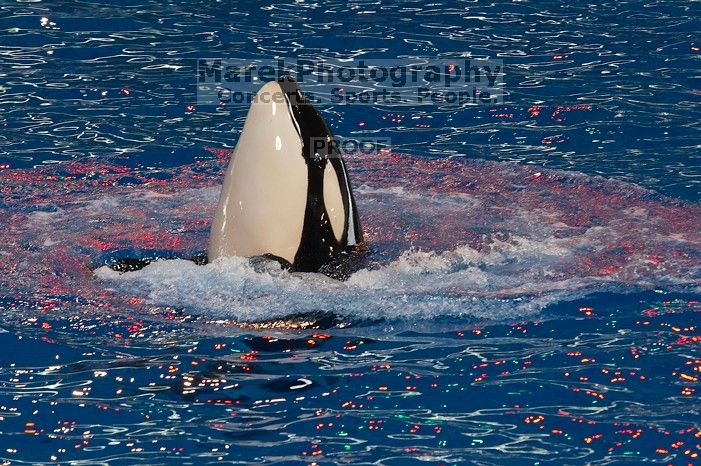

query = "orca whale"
(208, 77), (365, 274)
(102, 77), (364, 280)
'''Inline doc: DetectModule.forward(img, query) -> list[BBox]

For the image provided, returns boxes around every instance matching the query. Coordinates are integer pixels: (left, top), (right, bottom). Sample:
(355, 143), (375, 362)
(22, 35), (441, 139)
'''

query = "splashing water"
(1, 151), (698, 329)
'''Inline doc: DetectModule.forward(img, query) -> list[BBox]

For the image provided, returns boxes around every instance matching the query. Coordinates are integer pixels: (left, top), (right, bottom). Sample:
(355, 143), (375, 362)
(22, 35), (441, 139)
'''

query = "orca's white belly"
(208, 81), (308, 264)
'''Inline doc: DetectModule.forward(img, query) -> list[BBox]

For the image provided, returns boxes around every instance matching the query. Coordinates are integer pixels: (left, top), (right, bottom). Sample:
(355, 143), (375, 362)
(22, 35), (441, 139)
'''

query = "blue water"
(1, 0), (700, 464)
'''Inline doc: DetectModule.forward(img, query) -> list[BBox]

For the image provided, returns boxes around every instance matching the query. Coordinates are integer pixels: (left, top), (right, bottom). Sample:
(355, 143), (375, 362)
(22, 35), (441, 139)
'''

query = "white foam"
(95, 235), (614, 323)
(6, 158), (696, 326)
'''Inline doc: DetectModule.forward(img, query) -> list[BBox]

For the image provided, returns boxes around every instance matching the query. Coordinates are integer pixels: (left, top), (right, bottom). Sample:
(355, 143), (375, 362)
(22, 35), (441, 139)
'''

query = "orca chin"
(208, 77), (365, 274)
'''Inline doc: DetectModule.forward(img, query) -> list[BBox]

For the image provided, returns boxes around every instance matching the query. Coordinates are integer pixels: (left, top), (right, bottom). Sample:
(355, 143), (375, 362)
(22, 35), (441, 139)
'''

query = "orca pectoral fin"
(106, 257), (155, 273)
(102, 251), (208, 273)
(314, 242), (369, 281)
(247, 254), (292, 274)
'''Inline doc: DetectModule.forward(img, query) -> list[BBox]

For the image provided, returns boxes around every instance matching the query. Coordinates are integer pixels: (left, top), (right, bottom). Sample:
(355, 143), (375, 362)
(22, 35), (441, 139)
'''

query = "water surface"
(0, 0), (700, 464)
